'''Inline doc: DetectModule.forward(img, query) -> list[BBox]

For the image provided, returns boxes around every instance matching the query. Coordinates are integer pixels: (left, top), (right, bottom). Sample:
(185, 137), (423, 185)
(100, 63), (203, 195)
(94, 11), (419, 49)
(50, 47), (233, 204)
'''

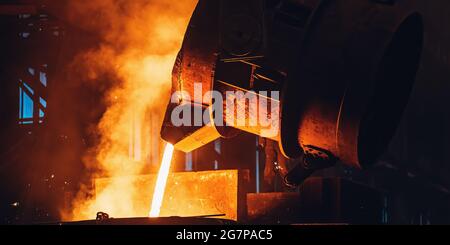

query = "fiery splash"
(149, 143), (174, 217)
(61, 0), (198, 221)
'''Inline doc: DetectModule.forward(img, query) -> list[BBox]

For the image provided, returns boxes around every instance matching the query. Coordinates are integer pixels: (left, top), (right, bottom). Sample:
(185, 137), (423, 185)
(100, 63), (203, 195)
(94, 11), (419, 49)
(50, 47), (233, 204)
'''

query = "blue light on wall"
(19, 76), (47, 125)
(19, 82), (34, 124)
(40, 71), (47, 87)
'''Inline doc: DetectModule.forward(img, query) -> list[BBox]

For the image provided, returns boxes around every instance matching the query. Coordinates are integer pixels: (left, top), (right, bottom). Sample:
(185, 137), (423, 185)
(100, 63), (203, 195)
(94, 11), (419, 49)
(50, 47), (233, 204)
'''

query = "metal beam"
(0, 5), (37, 15)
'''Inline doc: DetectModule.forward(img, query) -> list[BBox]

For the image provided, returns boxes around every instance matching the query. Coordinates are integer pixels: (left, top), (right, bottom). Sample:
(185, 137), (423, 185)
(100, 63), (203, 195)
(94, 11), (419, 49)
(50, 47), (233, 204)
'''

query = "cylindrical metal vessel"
(161, 0), (424, 169)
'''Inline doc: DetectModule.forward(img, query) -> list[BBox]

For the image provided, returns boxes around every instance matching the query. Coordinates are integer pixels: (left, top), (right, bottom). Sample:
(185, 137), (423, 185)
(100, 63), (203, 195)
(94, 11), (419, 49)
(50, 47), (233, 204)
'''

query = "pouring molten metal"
(149, 143), (175, 217)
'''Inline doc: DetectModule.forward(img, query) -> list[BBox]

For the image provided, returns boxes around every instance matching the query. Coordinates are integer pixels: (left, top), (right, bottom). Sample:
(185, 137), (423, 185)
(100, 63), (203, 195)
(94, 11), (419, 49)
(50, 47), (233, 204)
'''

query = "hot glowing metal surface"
(95, 170), (244, 221)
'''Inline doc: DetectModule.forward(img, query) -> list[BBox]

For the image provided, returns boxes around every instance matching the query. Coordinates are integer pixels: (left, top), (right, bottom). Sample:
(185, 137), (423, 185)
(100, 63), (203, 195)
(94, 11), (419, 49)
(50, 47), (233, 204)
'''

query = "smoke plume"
(60, 0), (197, 220)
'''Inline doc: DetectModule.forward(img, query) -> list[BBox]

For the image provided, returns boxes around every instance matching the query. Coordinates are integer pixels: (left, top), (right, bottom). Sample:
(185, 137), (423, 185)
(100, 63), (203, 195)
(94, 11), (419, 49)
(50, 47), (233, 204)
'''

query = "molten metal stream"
(149, 143), (175, 217)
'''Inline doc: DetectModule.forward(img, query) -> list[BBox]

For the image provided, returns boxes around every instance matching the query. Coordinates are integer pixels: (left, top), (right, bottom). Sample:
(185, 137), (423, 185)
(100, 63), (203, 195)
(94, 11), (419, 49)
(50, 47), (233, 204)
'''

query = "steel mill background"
(0, 0), (449, 225)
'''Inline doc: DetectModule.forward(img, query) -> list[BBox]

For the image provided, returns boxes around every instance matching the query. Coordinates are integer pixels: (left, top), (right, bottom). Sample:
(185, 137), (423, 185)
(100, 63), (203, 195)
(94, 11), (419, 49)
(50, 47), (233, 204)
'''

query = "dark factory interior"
(1, 0), (450, 226)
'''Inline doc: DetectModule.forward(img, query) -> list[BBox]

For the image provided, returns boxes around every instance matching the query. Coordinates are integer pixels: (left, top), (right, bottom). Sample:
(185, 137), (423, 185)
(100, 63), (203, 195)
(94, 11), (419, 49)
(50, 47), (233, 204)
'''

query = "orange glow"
(149, 143), (174, 217)
(61, 0), (198, 221)
(94, 170), (242, 221)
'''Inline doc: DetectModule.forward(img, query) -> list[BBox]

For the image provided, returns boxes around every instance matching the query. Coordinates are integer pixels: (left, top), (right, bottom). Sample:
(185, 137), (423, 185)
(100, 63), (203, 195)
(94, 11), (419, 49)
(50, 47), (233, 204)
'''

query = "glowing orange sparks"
(149, 143), (174, 217)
